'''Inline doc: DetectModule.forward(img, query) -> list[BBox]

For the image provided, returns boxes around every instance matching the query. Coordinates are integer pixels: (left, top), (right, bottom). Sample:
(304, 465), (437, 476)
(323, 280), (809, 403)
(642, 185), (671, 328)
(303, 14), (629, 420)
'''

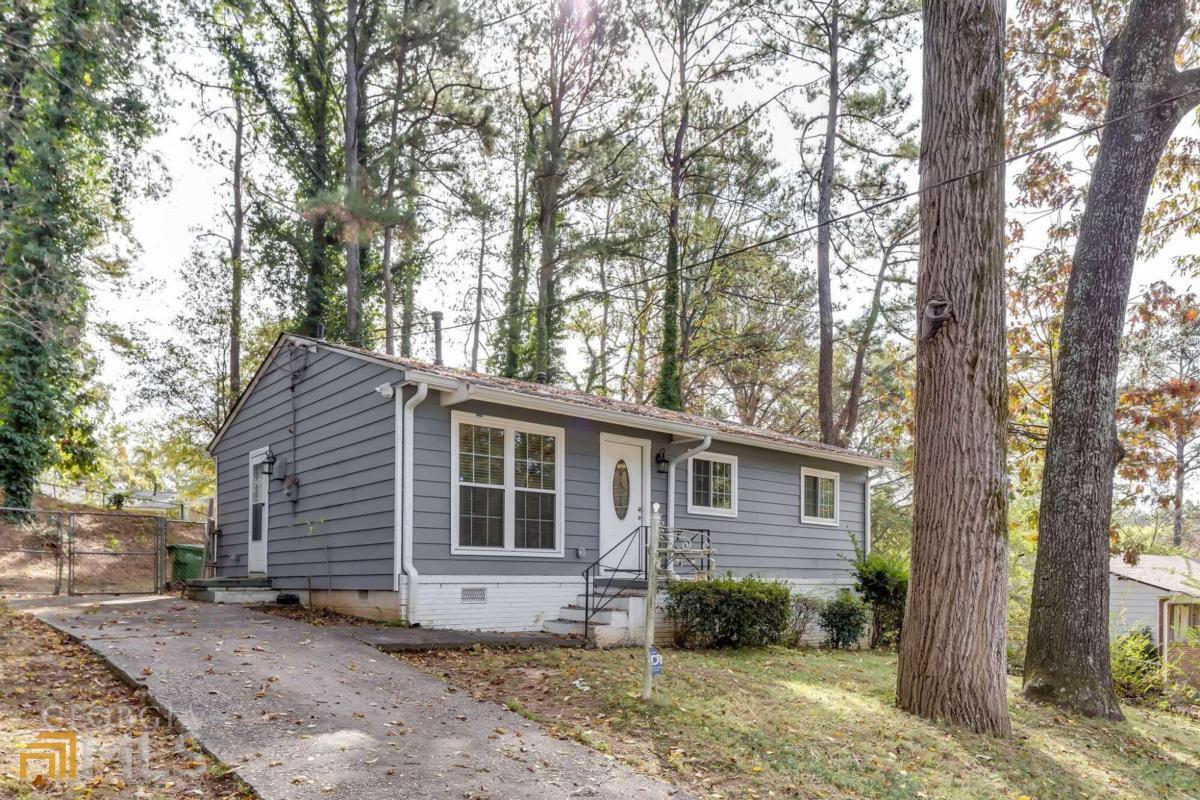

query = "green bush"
(665, 575), (791, 648)
(1111, 627), (1162, 703)
(819, 590), (867, 649)
(788, 593), (826, 646)
(852, 550), (908, 648)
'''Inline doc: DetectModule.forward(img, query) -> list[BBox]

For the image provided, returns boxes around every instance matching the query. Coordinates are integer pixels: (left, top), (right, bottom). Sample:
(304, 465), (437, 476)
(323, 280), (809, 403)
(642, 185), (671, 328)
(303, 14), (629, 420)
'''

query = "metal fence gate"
(0, 506), (67, 594)
(0, 507), (207, 596)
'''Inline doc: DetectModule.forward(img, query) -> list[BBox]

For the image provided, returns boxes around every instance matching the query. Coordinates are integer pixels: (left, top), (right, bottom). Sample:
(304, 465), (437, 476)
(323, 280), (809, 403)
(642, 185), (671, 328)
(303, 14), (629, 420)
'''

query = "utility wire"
(360, 85), (1200, 343)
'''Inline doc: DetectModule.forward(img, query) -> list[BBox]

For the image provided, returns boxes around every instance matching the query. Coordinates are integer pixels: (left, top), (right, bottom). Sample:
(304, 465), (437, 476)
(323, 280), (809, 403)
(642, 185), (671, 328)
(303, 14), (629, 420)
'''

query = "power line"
(360, 85), (1200, 344)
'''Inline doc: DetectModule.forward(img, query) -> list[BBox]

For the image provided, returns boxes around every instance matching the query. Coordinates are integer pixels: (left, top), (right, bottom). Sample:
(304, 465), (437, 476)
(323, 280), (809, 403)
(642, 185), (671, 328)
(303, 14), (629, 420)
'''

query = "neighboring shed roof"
(208, 333), (890, 468)
(1110, 555), (1200, 598)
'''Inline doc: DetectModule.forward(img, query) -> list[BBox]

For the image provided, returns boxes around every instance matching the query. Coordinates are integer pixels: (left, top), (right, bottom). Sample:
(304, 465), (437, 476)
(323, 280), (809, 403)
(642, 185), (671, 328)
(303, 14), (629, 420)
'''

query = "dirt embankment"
(0, 496), (205, 595)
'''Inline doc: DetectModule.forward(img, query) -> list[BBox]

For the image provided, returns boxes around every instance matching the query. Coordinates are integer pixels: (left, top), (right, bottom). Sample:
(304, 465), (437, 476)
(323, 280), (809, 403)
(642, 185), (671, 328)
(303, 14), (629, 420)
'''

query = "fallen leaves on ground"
(0, 599), (256, 799)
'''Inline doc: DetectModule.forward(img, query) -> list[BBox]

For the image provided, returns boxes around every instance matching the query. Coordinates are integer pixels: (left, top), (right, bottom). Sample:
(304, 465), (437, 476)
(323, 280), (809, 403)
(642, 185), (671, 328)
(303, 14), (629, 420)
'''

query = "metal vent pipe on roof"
(431, 311), (444, 365)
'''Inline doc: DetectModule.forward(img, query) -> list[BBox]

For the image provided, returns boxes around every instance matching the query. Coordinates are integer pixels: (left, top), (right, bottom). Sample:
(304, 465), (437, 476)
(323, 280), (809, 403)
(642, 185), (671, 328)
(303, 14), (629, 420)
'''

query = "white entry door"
(248, 449), (270, 575)
(598, 435), (649, 573)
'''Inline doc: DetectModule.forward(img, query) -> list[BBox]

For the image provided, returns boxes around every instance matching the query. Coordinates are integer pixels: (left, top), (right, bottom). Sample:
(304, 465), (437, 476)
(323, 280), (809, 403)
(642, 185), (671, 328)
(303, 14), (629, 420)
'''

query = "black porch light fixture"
(263, 447), (277, 475)
(655, 448), (670, 474)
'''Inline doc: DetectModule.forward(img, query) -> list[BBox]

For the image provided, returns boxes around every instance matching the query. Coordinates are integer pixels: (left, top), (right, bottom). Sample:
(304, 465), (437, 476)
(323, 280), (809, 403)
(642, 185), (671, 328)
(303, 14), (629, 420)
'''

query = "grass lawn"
(407, 646), (1200, 800)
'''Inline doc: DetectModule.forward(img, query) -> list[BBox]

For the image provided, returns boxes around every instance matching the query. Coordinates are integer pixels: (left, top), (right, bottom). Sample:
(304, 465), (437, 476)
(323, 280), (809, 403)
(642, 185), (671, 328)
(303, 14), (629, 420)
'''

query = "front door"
(248, 451), (270, 575)
(599, 436), (648, 573)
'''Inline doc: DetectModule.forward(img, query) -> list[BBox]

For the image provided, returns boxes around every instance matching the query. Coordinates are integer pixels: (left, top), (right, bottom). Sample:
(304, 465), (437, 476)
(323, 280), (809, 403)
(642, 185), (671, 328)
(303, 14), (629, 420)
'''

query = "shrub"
(852, 550), (908, 648)
(665, 575), (791, 648)
(819, 590), (867, 649)
(788, 594), (826, 646)
(1111, 627), (1162, 703)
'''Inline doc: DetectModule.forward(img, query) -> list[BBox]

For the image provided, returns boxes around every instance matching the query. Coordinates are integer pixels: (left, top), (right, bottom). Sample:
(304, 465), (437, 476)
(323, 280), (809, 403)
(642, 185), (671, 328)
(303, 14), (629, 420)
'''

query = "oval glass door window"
(612, 460), (631, 520)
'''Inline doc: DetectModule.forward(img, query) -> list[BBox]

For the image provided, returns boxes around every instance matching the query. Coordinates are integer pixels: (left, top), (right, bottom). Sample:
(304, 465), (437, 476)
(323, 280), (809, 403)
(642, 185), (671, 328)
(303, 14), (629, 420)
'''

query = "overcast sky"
(94, 38), (1194, 427)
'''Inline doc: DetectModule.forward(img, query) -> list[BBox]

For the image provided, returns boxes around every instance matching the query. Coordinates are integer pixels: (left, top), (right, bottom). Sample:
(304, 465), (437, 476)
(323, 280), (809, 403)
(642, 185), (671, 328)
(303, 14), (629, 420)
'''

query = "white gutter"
(666, 436), (711, 528)
(401, 383), (428, 623)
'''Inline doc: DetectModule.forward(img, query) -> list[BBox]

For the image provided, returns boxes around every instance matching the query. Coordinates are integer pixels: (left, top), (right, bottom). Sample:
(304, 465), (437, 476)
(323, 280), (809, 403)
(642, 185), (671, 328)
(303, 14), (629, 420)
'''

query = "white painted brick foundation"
(411, 575), (586, 632)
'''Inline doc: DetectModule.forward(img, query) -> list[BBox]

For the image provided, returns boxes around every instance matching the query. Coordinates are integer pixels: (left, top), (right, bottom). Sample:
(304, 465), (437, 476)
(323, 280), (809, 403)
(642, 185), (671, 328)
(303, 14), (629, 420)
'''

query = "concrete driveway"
(15, 595), (687, 800)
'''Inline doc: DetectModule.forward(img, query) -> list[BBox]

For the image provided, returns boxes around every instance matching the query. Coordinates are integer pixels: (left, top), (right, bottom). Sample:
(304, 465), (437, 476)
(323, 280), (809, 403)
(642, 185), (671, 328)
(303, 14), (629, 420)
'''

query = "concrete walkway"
(16, 595), (687, 800)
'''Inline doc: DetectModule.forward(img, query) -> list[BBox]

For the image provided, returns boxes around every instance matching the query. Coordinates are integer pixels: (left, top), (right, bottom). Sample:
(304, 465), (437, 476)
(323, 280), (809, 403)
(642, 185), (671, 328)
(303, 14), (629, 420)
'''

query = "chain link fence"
(0, 506), (206, 596)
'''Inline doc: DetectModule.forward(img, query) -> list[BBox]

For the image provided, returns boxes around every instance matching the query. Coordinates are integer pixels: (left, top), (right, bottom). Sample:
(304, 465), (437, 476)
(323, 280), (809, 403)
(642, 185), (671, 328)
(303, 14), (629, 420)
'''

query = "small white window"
(450, 411), (564, 557)
(687, 453), (737, 517)
(801, 467), (839, 526)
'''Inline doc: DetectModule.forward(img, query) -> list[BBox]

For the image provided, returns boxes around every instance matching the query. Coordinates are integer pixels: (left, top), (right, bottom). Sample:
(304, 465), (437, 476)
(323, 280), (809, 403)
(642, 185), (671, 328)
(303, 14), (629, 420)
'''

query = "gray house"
(206, 334), (887, 639)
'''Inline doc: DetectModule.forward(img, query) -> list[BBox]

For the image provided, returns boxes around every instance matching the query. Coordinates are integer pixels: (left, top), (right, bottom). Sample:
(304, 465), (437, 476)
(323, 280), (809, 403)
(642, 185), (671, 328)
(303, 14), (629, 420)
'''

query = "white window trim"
(247, 446), (272, 574)
(449, 410), (566, 558)
(801, 466), (840, 526)
(686, 452), (738, 518)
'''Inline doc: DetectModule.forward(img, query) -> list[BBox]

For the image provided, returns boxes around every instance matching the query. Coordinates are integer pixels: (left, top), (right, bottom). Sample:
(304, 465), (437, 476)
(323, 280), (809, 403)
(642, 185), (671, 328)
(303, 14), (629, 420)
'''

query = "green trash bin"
(166, 543), (205, 583)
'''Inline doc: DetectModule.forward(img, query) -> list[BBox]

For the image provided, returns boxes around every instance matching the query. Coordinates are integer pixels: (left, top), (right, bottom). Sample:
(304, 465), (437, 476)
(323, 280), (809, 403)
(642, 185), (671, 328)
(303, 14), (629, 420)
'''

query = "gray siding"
(672, 444), (867, 582)
(411, 396), (868, 584)
(1110, 575), (1163, 643)
(410, 397), (657, 576)
(214, 343), (870, 592)
(213, 344), (397, 590)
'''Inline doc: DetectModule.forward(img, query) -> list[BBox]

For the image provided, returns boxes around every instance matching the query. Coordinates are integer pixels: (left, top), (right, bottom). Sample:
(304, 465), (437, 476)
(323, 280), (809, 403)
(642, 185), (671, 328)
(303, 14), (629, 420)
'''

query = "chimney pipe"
(431, 311), (444, 366)
(534, 371), (548, 384)
(314, 322), (326, 341)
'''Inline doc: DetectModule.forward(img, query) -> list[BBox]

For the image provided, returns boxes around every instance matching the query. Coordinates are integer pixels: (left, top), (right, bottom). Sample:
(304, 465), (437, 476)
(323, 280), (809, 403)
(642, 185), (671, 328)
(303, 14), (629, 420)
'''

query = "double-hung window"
(451, 412), (564, 557)
(687, 453), (737, 517)
(801, 467), (839, 525)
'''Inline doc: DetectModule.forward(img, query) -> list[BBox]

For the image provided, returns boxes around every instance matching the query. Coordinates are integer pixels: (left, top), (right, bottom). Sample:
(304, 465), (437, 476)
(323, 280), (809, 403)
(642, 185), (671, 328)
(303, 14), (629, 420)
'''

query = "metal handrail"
(580, 525), (716, 641)
(581, 525), (646, 642)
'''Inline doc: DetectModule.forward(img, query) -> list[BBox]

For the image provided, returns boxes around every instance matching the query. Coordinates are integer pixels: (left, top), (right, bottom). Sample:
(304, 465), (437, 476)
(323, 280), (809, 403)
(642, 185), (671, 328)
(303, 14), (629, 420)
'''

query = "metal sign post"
(642, 503), (661, 700)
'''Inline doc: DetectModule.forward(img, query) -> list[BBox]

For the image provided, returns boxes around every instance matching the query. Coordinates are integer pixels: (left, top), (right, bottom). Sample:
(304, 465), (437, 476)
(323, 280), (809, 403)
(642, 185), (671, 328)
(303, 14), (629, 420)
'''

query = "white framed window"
(450, 411), (565, 557)
(687, 453), (737, 517)
(801, 467), (839, 526)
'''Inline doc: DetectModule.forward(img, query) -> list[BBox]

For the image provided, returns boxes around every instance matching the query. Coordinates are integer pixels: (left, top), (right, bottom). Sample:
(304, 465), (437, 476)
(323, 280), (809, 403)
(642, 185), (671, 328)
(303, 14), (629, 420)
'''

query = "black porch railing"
(580, 525), (714, 642)
(581, 525), (646, 642)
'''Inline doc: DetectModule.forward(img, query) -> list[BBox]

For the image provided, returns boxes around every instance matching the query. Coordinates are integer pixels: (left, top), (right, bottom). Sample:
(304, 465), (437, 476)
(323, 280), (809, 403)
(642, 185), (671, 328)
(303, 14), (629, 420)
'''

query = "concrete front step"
(544, 618), (585, 637)
(184, 586), (282, 604)
(185, 576), (272, 589)
(574, 594), (636, 611)
(544, 618), (631, 646)
(559, 604), (627, 625)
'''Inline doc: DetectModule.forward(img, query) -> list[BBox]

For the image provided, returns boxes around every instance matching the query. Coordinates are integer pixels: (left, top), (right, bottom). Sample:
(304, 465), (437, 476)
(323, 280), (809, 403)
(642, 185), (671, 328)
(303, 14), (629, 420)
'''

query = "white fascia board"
(398, 369), (461, 392)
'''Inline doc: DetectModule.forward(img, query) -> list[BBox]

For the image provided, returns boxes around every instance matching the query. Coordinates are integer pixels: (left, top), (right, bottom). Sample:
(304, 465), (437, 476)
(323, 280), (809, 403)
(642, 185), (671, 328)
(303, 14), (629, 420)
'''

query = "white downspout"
(402, 383), (428, 623)
(392, 388), (403, 593)
(666, 436), (711, 528)
(864, 472), (873, 556)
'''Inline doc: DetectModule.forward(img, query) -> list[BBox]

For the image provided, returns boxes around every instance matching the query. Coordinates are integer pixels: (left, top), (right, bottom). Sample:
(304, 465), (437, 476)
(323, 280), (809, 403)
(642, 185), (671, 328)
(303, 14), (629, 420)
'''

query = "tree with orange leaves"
(1119, 281), (1200, 549)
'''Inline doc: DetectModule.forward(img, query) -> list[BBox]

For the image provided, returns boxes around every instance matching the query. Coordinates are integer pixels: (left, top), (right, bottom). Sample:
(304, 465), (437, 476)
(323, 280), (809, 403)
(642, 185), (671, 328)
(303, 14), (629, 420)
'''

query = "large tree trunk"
(381, 226), (395, 354)
(230, 89), (247, 398)
(343, 0), (362, 344)
(654, 24), (689, 411)
(532, 99), (563, 379)
(1023, 0), (1199, 720)
(533, 179), (559, 378)
(471, 215), (487, 372)
(499, 150), (528, 378)
(896, 0), (1011, 736)
(1174, 435), (1185, 547)
(302, 10), (332, 339)
(816, 12), (839, 445)
(229, 88), (244, 400)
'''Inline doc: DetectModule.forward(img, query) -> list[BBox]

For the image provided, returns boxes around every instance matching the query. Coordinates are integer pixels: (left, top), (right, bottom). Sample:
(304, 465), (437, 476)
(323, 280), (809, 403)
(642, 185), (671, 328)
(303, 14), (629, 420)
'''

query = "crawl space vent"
(461, 586), (487, 604)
